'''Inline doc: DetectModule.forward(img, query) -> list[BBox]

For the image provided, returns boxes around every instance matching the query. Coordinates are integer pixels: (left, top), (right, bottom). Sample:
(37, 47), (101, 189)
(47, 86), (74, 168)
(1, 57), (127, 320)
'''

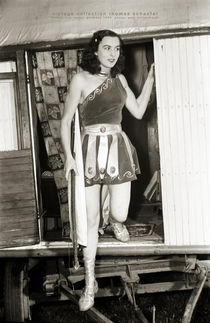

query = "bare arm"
(119, 63), (155, 120)
(60, 74), (82, 179)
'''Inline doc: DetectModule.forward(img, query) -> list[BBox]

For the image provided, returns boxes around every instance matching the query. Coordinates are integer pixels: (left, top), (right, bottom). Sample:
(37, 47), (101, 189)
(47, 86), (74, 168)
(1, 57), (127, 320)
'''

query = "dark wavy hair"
(79, 30), (125, 77)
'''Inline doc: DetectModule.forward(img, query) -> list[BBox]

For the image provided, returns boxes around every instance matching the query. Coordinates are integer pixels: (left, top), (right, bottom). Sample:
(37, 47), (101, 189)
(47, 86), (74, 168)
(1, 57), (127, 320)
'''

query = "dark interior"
(123, 42), (156, 213)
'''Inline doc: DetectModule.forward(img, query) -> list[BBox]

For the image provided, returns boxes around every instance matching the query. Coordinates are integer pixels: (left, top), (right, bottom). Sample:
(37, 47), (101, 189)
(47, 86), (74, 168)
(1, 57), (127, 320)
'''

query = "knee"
(112, 214), (127, 223)
(110, 207), (128, 223)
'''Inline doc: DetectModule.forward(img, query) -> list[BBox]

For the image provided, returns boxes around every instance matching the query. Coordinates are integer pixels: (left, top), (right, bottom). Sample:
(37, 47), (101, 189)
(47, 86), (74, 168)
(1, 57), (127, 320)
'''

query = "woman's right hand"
(64, 156), (78, 181)
(148, 63), (155, 80)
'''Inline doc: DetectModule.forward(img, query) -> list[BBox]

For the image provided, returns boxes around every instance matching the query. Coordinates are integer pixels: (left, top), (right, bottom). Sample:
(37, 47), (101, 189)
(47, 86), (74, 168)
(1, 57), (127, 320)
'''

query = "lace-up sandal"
(79, 279), (98, 311)
(111, 222), (130, 242)
(79, 258), (98, 311)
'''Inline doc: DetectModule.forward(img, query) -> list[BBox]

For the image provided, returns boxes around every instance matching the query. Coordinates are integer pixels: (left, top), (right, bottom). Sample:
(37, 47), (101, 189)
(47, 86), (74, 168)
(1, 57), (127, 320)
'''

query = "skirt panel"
(81, 124), (140, 187)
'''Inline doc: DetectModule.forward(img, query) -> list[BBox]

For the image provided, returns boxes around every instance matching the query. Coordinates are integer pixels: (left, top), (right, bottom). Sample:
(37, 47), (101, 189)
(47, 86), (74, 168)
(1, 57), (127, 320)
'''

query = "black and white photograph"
(0, 0), (210, 322)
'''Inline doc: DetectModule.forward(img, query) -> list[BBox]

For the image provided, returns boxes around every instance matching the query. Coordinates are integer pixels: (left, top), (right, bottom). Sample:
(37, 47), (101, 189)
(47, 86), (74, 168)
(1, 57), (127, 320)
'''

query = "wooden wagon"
(1, 1), (210, 322)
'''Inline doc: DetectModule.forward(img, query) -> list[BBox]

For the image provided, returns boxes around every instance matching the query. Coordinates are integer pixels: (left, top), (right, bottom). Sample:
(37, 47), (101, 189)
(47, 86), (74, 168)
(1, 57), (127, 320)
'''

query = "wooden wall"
(0, 149), (39, 248)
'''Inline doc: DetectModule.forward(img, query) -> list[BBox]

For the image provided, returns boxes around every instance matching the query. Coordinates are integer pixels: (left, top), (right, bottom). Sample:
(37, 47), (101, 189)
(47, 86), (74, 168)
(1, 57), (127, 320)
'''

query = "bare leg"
(108, 182), (131, 242)
(79, 184), (100, 311)
(100, 185), (110, 229)
(84, 184), (101, 259)
(101, 184), (109, 203)
(109, 182), (131, 223)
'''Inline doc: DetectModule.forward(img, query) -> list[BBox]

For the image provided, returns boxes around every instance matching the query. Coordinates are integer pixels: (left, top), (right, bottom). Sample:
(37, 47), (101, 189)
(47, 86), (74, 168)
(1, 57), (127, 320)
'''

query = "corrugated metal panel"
(154, 35), (210, 245)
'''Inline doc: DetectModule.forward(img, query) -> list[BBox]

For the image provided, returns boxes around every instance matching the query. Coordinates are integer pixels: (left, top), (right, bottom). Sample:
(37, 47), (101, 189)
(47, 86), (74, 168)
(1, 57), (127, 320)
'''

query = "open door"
(154, 34), (210, 246)
(32, 42), (164, 244)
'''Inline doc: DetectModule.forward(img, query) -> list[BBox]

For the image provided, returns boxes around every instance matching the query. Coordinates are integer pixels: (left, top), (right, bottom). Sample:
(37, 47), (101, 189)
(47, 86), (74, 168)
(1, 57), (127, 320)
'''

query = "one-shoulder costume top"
(78, 75), (140, 187)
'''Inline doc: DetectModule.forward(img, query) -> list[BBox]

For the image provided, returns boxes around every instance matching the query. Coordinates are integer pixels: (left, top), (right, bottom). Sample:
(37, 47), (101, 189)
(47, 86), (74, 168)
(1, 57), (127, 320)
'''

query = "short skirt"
(81, 123), (140, 187)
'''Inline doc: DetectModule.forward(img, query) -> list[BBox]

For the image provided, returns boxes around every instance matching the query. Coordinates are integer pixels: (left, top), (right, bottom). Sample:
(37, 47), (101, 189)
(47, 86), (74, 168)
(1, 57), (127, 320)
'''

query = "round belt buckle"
(100, 126), (106, 133)
(88, 167), (93, 175)
(110, 166), (116, 174)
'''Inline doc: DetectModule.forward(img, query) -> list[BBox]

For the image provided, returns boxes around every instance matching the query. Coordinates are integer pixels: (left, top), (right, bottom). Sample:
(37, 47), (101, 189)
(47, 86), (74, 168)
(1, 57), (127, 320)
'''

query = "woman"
(61, 30), (154, 311)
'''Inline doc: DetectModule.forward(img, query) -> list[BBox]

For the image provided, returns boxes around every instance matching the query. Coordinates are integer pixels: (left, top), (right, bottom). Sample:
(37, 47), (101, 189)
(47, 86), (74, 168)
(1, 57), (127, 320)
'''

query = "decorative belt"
(82, 123), (122, 136)
(81, 123), (135, 180)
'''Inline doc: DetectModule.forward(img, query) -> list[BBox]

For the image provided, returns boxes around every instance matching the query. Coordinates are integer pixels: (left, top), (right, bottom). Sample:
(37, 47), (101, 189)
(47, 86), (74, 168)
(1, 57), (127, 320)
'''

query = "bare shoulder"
(70, 72), (84, 86)
(117, 73), (129, 89)
(70, 71), (91, 88)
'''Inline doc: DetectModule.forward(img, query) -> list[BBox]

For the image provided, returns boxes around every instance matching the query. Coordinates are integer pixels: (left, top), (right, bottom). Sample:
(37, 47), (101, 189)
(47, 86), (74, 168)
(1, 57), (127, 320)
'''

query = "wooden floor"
(99, 204), (163, 243)
(45, 204), (164, 244)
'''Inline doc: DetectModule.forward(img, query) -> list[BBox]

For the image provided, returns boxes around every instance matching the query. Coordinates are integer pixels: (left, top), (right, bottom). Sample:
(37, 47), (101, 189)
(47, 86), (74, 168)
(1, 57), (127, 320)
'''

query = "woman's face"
(96, 36), (120, 71)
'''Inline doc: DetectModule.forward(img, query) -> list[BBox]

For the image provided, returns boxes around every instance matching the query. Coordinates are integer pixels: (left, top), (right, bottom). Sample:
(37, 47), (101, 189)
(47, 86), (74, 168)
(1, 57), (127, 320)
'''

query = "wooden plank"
(0, 72), (16, 79)
(0, 219), (37, 228)
(16, 50), (30, 149)
(165, 38), (179, 245)
(192, 35), (207, 245)
(178, 37), (192, 245)
(0, 170), (33, 180)
(0, 191), (34, 202)
(0, 207), (36, 217)
(0, 212), (37, 220)
(0, 191), (38, 249)
(0, 215), (38, 239)
(0, 170), (33, 182)
(61, 284), (114, 323)
(61, 281), (195, 299)
(186, 36), (200, 245)
(0, 149), (31, 159)
(68, 259), (187, 284)
(4, 217), (38, 234)
(0, 170), (33, 181)
(1, 228), (38, 239)
(1, 216), (38, 225)
(1, 222), (38, 231)
(0, 163), (33, 173)
(136, 281), (193, 294)
(202, 35), (210, 241)
(0, 236), (38, 244)
(0, 198), (36, 210)
(197, 35), (210, 245)
(182, 270), (207, 323)
(1, 219), (38, 228)
(0, 147), (38, 248)
(1, 224), (38, 236)
(3, 242), (210, 258)
(0, 51), (16, 60)
(0, 156), (32, 166)
(172, 37), (187, 245)
(163, 38), (175, 244)
(0, 237), (39, 249)
(0, 178), (35, 194)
